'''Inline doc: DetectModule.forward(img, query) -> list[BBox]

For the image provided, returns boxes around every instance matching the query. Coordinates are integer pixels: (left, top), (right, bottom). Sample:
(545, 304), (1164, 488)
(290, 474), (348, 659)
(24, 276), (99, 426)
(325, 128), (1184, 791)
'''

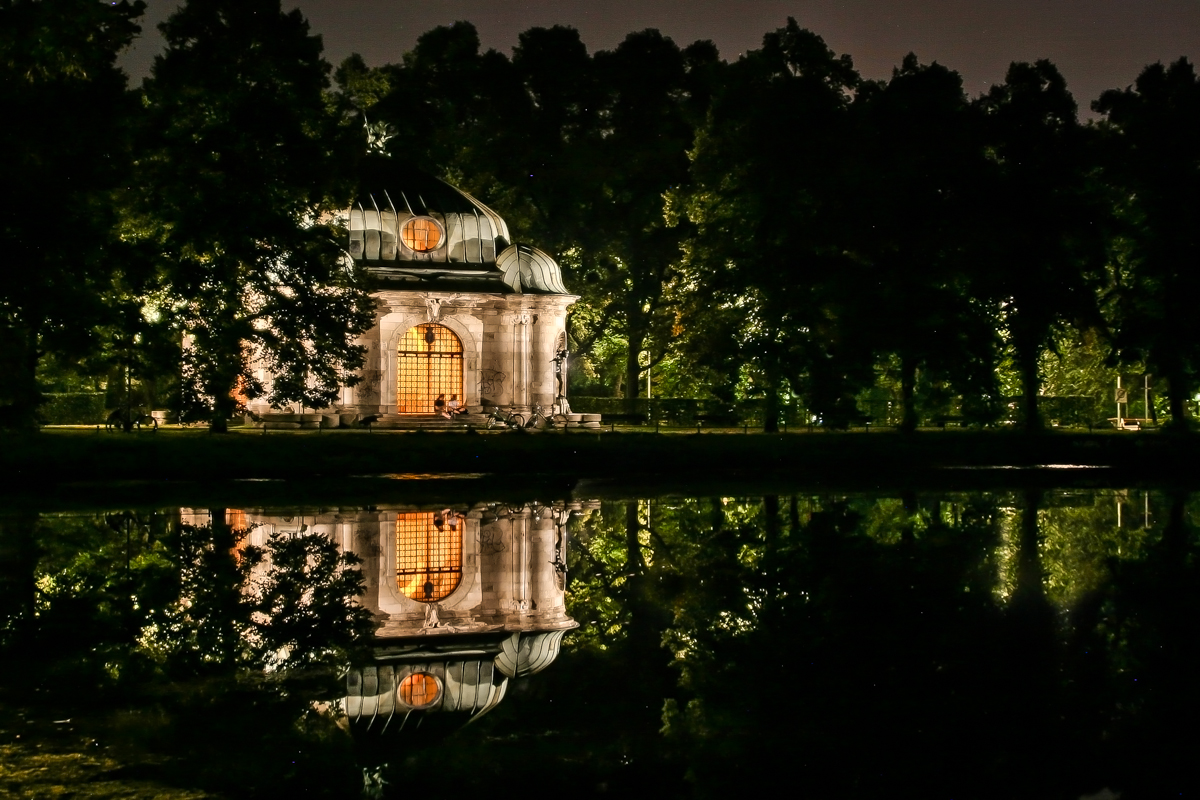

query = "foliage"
(39, 393), (108, 425)
(974, 60), (1109, 431)
(138, 0), (373, 431)
(673, 20), (869, 430)
(0, 0), (145, 430)
(847, 55), (1001, 430)
(1094, 58), (1200, 428)
(8, 11), (1200, 432)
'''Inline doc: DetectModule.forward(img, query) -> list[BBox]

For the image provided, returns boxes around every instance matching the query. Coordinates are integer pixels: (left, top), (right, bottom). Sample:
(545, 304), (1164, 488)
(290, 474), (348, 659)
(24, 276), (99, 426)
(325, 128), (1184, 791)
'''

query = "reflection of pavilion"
(237, 501), (595, 735)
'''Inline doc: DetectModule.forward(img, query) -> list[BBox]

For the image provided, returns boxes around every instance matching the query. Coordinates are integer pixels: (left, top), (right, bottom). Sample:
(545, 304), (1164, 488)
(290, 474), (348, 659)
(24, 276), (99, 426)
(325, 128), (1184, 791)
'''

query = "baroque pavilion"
(246, 154), (579, 428)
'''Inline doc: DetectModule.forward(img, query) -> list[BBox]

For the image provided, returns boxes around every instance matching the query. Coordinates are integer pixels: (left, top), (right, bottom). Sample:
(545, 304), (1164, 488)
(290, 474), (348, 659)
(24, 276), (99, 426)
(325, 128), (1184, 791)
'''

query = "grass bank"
(1, 426), (1194, 489)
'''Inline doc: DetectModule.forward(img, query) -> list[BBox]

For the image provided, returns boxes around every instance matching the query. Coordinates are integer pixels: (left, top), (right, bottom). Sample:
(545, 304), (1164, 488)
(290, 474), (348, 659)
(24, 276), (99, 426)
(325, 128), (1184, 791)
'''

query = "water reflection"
(2, 488), (1198, 797)
(224, 504), (587, 740)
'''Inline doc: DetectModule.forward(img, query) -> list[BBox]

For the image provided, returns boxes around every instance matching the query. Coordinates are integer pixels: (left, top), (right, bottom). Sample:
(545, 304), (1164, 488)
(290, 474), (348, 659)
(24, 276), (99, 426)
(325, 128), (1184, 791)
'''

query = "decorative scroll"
(502, 313), (533, 326)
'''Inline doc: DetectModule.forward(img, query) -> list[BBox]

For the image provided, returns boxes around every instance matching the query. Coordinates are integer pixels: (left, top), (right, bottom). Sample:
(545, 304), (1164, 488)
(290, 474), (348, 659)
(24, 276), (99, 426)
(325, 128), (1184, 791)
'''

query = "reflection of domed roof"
(341, 630), (572, 739)
(348, 157), (572, 296)
(495, 630), (569, 677)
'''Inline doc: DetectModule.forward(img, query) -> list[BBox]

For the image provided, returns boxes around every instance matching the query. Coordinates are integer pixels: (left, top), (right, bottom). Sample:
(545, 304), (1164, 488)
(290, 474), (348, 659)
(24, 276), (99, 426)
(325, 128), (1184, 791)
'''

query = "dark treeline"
(3, 0), (1199, 432)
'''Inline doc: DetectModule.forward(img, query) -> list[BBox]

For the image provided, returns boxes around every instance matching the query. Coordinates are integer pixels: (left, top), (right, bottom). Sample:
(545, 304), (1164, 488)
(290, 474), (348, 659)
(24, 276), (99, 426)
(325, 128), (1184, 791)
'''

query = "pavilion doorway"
(396, 323), (463, 414)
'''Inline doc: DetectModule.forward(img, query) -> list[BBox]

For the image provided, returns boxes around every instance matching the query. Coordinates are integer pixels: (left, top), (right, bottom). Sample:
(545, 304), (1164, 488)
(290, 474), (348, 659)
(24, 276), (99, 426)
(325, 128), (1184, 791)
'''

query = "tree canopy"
(5, 10), (1199, 433)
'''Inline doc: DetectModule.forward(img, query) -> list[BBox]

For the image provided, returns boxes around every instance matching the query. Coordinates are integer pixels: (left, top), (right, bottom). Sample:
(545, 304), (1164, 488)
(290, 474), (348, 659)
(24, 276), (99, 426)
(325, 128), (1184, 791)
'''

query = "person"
(447, 394), (466, 416)
(434, 393), (448, 418)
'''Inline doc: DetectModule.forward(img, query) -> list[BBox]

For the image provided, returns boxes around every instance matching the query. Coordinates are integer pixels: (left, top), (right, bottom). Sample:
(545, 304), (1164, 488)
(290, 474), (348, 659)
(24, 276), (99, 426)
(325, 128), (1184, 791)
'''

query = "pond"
(0, 481), (1194, 798)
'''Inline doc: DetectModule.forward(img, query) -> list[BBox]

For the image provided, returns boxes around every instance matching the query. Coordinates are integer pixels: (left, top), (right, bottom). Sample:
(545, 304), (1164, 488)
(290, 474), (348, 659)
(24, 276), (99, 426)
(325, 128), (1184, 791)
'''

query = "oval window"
(398, 672), (440, 708)
(401, 217), (442, 252)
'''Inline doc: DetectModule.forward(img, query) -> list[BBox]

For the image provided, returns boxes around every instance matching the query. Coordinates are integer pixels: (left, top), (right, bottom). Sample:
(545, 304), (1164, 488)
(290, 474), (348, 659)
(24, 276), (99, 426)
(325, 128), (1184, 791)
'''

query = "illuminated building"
(232, 501), (592, 736)
(246, 157), (578, 427)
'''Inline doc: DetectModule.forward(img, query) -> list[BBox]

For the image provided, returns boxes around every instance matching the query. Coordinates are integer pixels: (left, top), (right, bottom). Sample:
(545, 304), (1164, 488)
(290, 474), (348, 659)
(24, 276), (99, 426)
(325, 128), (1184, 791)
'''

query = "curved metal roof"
(348, 157), (573, 296)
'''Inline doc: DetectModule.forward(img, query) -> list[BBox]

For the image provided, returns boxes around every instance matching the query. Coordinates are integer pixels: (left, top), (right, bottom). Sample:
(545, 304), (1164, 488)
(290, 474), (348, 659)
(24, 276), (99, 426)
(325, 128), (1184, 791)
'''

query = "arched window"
(396, 512), (462, 602)
(397, 323), (463, 414)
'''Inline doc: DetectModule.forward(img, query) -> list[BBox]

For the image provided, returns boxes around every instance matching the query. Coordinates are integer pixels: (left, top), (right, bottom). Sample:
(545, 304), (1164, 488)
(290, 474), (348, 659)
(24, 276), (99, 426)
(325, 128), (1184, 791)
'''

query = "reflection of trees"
(1079, 491), (1200, 794)
(594, 489), (1194, 797)
(0, 510), (372, 796)
(5, 492), (1200, 797)
(661, 495), (1025, 796)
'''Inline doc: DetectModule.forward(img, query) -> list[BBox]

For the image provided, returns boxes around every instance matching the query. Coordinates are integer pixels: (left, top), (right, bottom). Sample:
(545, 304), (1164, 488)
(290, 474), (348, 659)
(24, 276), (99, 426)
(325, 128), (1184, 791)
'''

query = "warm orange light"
(402, 217), (441, 252)
(396, 512), (462, 601)
(398, 673), (440, 707)
(396, 324), (463, 415)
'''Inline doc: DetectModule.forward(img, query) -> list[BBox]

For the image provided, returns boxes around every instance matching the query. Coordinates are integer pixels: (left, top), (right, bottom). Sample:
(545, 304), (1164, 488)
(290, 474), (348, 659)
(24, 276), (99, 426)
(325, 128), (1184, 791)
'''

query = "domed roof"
(497, 245), (569, 295)
(340, 629), (573, 739)
(347, 157), (572, 296)
(495, 630), (569, 677)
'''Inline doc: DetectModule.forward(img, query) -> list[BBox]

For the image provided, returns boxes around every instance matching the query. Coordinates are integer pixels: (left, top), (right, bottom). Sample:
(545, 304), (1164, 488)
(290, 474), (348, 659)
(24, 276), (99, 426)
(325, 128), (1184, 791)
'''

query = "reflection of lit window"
(401, 217), (441, 252)
(397, 512), (462, 602)
(398, 672), (440, 707)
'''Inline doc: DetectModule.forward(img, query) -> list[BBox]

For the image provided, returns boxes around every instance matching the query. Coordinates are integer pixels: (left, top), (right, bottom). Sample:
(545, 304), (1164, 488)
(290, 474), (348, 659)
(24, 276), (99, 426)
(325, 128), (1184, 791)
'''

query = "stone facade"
(246, 159), (577, 423)
(341, 291), (575, 416)
(216, 502), (592, 733)
(237, 503), (582, 638)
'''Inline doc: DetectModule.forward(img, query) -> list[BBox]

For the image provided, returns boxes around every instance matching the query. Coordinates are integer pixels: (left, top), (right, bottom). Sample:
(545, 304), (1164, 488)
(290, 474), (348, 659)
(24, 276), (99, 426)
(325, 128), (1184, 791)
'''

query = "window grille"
(402, 217), (442, 252)
(398, 673), (440, 707)
(396, 512), (462, 602)
(396, 324), (464, 414)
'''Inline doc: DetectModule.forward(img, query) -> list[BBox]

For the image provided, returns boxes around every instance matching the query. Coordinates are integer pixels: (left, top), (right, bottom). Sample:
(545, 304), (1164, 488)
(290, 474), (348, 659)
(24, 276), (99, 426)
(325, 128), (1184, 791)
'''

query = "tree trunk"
(899, 356), (918, 434)
(209, 384), (237, 433)
(1013, 489), (1046, 608)
(763, 377), (780, 433)
(1165, 359), (1189, 431)
(1016, 344), (1042, 433)
(623, 338), (641, 416)
(0, 514), (41, 653)
(1, 327), (42, 431)
(763, 495), (780, 543)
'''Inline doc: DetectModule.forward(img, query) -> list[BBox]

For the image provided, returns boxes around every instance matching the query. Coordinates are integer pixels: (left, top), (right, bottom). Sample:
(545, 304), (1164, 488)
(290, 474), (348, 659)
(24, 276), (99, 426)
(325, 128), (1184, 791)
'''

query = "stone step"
(371, 413), (489, 429)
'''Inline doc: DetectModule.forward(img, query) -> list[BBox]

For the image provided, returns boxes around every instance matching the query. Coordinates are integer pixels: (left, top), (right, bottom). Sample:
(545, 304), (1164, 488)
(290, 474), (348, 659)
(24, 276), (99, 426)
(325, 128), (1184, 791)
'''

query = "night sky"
(120, 0), (1199, 112)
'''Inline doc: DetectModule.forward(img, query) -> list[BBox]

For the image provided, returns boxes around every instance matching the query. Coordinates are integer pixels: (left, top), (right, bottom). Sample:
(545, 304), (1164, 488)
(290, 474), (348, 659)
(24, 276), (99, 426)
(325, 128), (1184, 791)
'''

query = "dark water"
(1, 486), (1197, 799)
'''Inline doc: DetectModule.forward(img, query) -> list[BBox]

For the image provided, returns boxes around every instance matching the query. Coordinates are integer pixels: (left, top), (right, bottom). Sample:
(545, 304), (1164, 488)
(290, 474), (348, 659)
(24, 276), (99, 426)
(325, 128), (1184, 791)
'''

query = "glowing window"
(396, 512), (462, 602)
(396, 324), (463, 414)
(401, 217), (442, 252)
(398, 672), (440, 707)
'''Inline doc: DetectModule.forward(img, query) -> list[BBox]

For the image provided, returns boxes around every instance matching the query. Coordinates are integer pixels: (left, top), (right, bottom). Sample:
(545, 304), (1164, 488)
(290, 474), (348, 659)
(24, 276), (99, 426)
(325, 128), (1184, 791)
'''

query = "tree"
(573, 31), (717, 413)
(0, 0), (145, 429)
(1094, 58), (1200, 428)
(849, 55), (1000, 431)
(975, 61), (1107, 432)
(343, 25), (720, 410)
(140, 0), (372, 431)
(674, 20), (870, 429)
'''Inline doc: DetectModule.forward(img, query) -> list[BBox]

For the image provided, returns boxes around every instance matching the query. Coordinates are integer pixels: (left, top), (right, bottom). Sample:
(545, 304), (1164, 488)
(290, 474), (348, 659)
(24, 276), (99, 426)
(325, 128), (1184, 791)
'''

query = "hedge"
(40, 393), (107, 425)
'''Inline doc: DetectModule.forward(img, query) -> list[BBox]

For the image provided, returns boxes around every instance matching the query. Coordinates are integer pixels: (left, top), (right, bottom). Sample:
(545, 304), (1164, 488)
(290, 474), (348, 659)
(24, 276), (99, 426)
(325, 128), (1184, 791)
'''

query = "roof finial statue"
(363, 114), (395, 154)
